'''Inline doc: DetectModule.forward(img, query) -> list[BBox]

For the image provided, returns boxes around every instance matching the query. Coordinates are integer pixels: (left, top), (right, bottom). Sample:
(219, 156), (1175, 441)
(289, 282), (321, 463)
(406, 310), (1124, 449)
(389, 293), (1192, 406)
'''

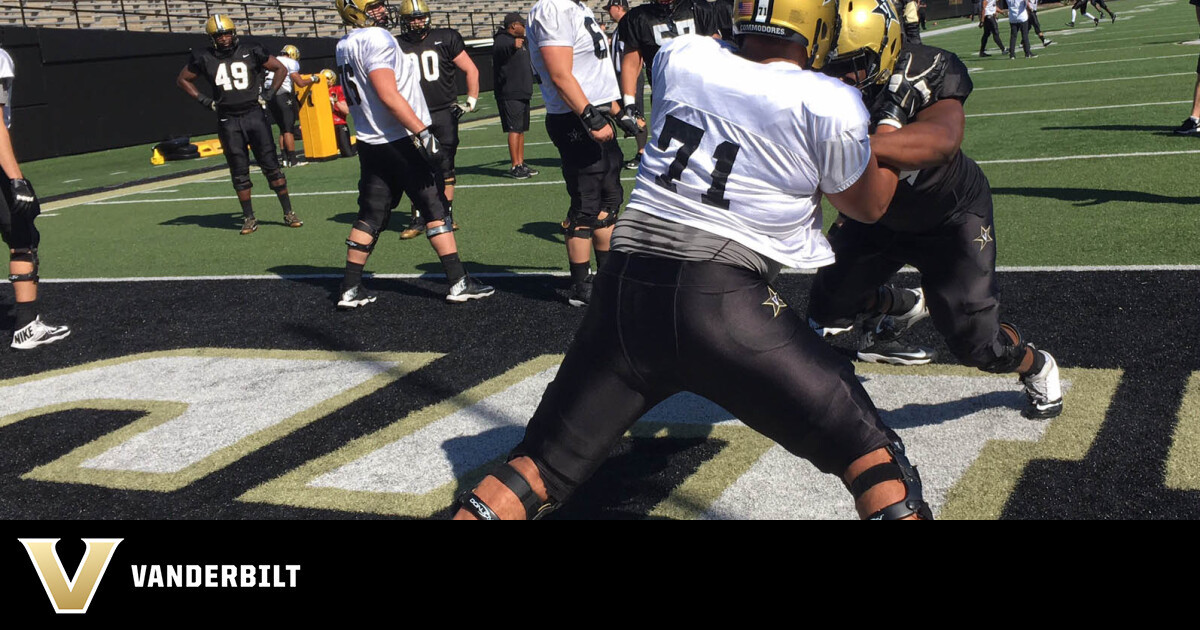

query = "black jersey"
(397, 27), (466, 112)
(616, 0), (720, 80)
(878, 43), (987, 233)
(186, 41), (272, 115)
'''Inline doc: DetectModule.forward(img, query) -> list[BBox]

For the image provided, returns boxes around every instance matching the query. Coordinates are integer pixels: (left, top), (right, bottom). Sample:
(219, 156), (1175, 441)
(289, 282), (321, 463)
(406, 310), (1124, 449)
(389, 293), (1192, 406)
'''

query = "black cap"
(503, 12), (525, 27)
(605, 0), (629, 7)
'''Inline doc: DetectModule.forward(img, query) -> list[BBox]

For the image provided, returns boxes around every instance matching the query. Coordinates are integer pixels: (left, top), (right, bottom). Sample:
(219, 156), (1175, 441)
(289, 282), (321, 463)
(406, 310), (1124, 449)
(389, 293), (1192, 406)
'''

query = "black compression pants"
(980, 16), (1004, 53)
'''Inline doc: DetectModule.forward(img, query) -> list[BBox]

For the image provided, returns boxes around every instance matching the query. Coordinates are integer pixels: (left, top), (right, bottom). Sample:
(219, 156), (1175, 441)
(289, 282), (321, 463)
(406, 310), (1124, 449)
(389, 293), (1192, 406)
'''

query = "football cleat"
(567, 278), (592, 307)
(283, 211), (303, 228)
(399, 223), (425, 239)
(885, 287), (930, 338)
(1066, 21), (1074, 27)
(1174, 117), (1200, 135)
(1026, 53), (1038, 59)
(624, 154), (642, 170)
(11, 316), (71, 350)
(979, 51), (991, 57)
(337, 284), (377, 310)
(1020, 348), (1063, 419)
(1111, 15), (1117, 24)
(240, 216), (258, 235)
(508, 165), (531, 179)
(446, 275), (495, 303)
(857, 340), (935, 366)
(1092, 17), (1099, 26)
(521, 164), (539, 176)
(1043, 39), (1054, 46)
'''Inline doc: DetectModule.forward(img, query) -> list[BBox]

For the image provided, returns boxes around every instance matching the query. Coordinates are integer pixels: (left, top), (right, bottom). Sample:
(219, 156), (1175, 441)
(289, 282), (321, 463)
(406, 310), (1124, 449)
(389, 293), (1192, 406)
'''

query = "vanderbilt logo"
(19, 538), (122, 614)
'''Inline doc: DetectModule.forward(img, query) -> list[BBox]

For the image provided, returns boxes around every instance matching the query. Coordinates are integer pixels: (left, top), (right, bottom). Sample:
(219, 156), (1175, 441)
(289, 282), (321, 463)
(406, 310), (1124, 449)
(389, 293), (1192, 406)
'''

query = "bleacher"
(0, 1), (613, 40)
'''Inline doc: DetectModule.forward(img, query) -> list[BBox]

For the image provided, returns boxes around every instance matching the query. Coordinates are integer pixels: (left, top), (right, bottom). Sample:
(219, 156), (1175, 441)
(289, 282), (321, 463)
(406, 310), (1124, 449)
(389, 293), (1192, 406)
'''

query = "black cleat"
(857, 340), (936, 365)
(1174, 118), (1200, 135)
(567, 278), (592, 307)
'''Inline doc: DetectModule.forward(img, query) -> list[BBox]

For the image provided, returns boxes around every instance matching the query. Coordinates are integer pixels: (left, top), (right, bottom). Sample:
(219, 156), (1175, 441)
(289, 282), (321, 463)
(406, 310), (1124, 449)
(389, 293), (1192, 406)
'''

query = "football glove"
(579, 104), (611, 132)
(613, 104), (644, 137)
(871, 74), (923, 129)
(196, 94), (216, 111)
(9, 178), (38, 217)
(463, 96), (477, 113)
(451, 103), (466, 121)
(260, 88), (278, 109)
(412, 127), (444, 170)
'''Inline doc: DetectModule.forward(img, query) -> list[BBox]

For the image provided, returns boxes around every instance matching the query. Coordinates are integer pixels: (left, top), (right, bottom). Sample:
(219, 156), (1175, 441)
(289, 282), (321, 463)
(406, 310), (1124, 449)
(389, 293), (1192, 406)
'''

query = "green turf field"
(26, 0), (1199, 278)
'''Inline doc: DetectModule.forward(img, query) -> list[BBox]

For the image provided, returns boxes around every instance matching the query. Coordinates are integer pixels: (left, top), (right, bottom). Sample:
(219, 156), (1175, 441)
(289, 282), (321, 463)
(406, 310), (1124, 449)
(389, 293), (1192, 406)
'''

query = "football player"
(806, 0), (1064, 420)
(0, 46), (70, 349)
(527, 0), (631, 306)
(978, 0), (1007, 57)
(393, 0), (479, 240)
(332, 0), (493, 306)
(323, 69), (357, 157)
(452, 1), (933, 520)
(1090, 0), (1117, 24)
(605, 0), (647, 170)
(1025, 0), (1054, 49)
(1066, 0), (1099, 27)
(266, 44), (319, 167)
(176, 15), (303, 235)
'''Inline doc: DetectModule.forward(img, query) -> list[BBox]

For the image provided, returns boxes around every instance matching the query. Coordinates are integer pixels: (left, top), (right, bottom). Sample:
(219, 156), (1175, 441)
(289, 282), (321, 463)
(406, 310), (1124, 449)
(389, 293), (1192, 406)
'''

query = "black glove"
(196, 94), (216, 111)
(260, 88), (278, 108)
(613, 104), (644, 137)
(451, 103), (466, 121)
(10, 178), (38, 217)
(579, 104), (610, 132)
(871, 74), (923, 129)
(412, 127), (444, 170)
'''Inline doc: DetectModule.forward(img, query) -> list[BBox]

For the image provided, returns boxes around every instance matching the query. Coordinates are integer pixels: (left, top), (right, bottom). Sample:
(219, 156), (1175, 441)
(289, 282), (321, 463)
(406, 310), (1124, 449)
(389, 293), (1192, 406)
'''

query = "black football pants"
(217, 108), (282, 184)
(546, 112), (624, 219)
(980, 16), (1004, 53)
(512, 251), (894, 503)
(0, 178), (38, 251)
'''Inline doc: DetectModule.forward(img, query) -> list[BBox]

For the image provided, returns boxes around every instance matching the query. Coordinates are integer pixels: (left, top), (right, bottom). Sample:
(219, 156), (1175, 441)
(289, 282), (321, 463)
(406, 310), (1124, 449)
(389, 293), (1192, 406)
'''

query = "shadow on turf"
(991, 186), (1200, 206)
(267, 263), (568, 304)
(519, 221), (566, 245)
(161, 214), (292, 231)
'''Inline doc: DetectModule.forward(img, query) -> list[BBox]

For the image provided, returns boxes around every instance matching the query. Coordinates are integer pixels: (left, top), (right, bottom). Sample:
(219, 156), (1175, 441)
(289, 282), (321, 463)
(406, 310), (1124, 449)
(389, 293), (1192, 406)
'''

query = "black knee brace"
(8, 247), (38, 283)
(231, 173), (253, 191)
(595, 207), (619, 230)
(266, 172), (287, 192)
(425, 218), (454, 238)
(563, 209), (599, 240)
(443, 169), (456, 187)
(979, 322), (1027, 374)
(847, 434), (933, 520)
(456, 462), (558, 520)
(346, 220), (380, 253)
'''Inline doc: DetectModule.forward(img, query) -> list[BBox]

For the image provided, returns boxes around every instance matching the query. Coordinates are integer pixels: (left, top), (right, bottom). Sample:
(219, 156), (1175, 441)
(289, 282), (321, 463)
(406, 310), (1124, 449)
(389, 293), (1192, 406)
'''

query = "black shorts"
(545, 111), (623, 217)
(0, 178), (38, 251)
(496, 98), (530, 133)
(355, 138), (448, 230)
(512, 251), (893, 502)
(808, 191), (1009, 370)
(267, 92), (297, 135)
(429, 107), (459, 171)
(216, 107), (281, 182)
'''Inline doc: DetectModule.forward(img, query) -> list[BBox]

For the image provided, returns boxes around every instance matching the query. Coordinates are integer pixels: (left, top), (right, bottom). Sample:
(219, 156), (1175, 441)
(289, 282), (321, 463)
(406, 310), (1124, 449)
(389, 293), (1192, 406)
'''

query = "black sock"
(239, 198), (254, 218)
(885, 286), (918, 316)
(342, 262), (364, 291)
(439, 252), (465, 284)
(570, 262), (591, 284)
(594, 249), (610, 272)
(1020, 348), (1047, 378)
(277, 192), (293, 214)
(15, 300), (37, 329)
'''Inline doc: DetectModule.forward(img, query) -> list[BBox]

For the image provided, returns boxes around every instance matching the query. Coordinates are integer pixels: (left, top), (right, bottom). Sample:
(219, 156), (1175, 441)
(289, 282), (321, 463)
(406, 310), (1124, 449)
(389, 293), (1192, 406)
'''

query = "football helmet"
(320, 68), (338, 85)
(335, 0), (393, 28)
(281, 45), (300, 60)
(397, 0), (432, 38)
(205, 15), (238, 51)
(824, 0), (903, 89)
(732, 0), (836, 69)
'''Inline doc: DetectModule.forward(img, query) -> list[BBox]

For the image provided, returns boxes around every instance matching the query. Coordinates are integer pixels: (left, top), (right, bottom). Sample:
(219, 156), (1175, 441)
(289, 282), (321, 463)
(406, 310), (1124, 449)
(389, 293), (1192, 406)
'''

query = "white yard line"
(977, 149), (1200, 164)
(973, 71), (1194, 90)
(971, 53), (1194, 73)
(967, 100), (1190, 116)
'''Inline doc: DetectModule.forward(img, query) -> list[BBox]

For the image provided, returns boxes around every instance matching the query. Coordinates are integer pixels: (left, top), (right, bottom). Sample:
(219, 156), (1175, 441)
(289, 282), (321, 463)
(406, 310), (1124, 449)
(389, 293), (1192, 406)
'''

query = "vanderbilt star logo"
(974, 225), (994, 251)
(873, 0), (898, 32)
(762, 287), (787, 318)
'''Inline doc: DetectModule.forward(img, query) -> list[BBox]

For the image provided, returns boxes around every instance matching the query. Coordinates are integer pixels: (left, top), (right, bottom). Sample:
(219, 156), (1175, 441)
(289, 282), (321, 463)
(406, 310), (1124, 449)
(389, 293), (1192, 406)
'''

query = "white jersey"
(625, 36), (871, 269)
(335, 26), (430, 145)
(1028, 0), (1039, 11)
(1007, 0), (1028, 22)
(0, 48), (14, 128)
(527, 0), (620, 114)
(983, 0), (998, 17)
(265, 55), (300, 93)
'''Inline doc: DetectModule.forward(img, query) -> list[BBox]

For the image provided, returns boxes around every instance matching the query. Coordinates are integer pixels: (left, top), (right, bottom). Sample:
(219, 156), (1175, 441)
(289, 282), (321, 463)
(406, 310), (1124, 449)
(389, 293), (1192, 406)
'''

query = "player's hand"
(451, 103), (466, 121)
(463, 96), (477, 113)
(613, 104), (645, 137)
(196, 94), (216, 111)
(412, 127), (444, 170)
(9, 178), (38, 217)
(514, 37), (524, 49)
(580, 104), (614, 143)
(871, 72), (923, 129)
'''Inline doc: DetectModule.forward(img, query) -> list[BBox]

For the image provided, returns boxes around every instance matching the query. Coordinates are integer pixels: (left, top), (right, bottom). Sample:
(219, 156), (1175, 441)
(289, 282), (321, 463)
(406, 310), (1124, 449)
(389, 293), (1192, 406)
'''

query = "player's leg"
(677, 261), (931, 520)
(913, 194), (1063, 418)
(246, 110), (301, 229)
(548, 112), (604, 306)
(1020, 21), (1034, 57)
(338, 143), (398, 309)
(991, 17), (1007, 54)
(1178, 52), (1200, 134)
(499, 99), (523, 174)
(219, 118), (258, 234)
(1, 183), (69, 350)
(276, 93), (299, 166)
(1008, 22), (1018, 58)
(589, 136), (624, 273)
(438, 108), (461, 230)
(335, 124), (356, 157)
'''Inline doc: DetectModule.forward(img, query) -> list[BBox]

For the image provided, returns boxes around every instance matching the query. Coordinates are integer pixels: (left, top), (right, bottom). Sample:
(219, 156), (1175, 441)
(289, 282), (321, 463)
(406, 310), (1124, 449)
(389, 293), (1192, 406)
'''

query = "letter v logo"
(19, 539), (122, 614)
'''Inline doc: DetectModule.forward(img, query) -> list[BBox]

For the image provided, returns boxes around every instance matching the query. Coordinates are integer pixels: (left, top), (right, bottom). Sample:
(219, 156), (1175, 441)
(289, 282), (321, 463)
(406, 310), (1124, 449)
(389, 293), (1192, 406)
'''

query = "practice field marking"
(973, 71), (1194, 91)
(976, 149), (1200, 165)
(1165, 372), (1200, 490)
(62, 178), (81, 183)
(0, 349), (441, 492)
(967, 100), (1190, 117)
(970, 53), (1194, 74)
(1028, 29), (1198, 48)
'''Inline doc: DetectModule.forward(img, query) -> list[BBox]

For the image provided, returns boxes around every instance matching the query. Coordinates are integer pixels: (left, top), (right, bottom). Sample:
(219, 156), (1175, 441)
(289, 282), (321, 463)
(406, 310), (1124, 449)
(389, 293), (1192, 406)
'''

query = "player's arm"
(366, 67), (428, 134)
(334, 99), (350, 117)
(263, 56), (286, 97)
(0, 120), (23, 180)
(541, 45), (614, 142)
(176, 65), (216, 110)
(292, 71), (316, 88)
(619, 49), (643, 106)
(868, 99), (965, 171)
(825, 153), (899, 224)
(452, 50), (480, 112)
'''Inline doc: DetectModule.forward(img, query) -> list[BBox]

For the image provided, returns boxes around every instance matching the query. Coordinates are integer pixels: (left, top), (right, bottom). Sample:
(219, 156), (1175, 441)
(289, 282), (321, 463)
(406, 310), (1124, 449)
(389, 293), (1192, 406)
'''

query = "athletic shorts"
(497, 98), (531, 133)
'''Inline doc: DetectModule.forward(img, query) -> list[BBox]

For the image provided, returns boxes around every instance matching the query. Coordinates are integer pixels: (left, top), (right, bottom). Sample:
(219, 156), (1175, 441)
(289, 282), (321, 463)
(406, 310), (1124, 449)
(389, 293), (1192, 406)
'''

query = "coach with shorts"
(493, 12), (539, 179)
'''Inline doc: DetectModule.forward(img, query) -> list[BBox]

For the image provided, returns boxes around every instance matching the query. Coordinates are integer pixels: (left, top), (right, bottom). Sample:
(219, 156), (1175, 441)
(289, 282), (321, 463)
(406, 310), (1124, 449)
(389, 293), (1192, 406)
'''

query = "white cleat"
(11, 316), (71, 350)
(1020, 349), (1063, 419)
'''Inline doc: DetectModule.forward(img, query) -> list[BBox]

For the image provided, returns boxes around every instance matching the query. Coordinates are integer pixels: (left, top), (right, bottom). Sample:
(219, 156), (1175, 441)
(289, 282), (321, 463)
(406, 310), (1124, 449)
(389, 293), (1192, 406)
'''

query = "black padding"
(864, 442), (934, 520)
(443, 169), (456, 186)
(232, 173), (253, 191)
(980, 322), (1026, 374)
(491, 463), (545, 519)
(266, 172), (287, 190)
(848, 463), (905, 498)
(345, 239), (373, 253)
(564, 209), (597, 240)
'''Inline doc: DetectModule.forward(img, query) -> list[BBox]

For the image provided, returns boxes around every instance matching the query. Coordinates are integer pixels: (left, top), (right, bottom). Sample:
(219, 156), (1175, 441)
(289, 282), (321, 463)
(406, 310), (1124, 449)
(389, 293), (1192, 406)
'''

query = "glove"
(10, 178), (38, 217)
(463, 96), (477, 113)
(870, 73), (923, 129)
(412, 127), (444, 170)
(196, 94), (216, 111)
(613, 104), (644, 137)
(579, 104), (610, 132)
(451, 103), (466, 121)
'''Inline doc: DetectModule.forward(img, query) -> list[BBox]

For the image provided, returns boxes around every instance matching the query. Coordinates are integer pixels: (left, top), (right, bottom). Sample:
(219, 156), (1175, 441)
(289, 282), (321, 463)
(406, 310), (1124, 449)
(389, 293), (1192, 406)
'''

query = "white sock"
(1071, 9), (1077, 21)
(1086, 11), (1098, 20)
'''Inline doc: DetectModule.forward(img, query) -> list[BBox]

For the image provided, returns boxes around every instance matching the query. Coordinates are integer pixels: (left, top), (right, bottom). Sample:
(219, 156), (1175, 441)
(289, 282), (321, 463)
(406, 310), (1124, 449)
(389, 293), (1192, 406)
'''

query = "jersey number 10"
(653, 115), (741, 210)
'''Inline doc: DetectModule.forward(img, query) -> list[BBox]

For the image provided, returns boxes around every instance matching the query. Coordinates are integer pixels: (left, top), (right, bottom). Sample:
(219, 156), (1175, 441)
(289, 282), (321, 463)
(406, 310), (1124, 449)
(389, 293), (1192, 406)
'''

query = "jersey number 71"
(653, 114), (741, 210)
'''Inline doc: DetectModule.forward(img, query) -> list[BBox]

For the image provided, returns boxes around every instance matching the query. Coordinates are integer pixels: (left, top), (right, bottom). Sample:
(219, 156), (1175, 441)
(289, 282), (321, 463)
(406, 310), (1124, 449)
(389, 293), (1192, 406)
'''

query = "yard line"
(971, 53), (1194, 74)
(62, 178), (82, 183)
(973, 71), (1193, 91)
(39, 265), (1200, 283)
(1031, 29), (1197, 47)
(977, 149), (1200, 165)
(967, 100), (1190, 117)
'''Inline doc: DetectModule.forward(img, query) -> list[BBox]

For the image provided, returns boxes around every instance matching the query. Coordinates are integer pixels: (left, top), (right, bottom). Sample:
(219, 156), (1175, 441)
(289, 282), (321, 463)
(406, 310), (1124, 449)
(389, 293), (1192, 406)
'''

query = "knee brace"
(8, 247), (38, 283)
(563, 209), (599, 240)
(594, 207), (619, 230)
(978, 322), (1027, 374)
(425, 218), (454, 238)
(848, 434), (933, 520)
(456, 462), (558, 520)
(231, 173), (253, 192)
(346, 220), (380, 253)
(266, 171), (287, 192)
(443, 169), (456, 187)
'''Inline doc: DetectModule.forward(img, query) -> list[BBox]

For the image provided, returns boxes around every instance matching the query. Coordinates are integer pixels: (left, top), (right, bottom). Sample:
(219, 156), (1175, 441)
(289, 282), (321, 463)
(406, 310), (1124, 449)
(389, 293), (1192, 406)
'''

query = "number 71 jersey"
(186, 41), (272, 114)
(626, 36), (874, 270)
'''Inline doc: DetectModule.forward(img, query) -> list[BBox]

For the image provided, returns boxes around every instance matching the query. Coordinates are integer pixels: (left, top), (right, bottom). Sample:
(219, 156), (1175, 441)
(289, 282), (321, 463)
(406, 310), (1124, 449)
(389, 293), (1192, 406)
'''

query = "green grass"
(29, 0), (1200, 278)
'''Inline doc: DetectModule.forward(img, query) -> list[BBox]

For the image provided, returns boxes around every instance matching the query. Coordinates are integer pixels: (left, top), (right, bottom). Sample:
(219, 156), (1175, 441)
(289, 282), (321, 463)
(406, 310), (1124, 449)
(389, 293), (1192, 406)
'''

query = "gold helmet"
(732, 0), (836, 69)
(204, 14), (238, 51)
(824, 0), (903, 89)
(335, 0), (393, 28)
(320, 68), (338, 85)
(397, 0), (432, 39)
(281, 45), (300, 60)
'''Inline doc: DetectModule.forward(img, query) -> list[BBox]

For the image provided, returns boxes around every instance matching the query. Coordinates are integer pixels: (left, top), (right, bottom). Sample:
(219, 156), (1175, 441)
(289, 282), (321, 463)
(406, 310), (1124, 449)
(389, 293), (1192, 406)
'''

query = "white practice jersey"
(527, 0), (620, 114)
(626, 36), (872, 269)
(335, 26), (431, 145)
(0, 48), (14, 128)
(264, 55), (300, 93)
